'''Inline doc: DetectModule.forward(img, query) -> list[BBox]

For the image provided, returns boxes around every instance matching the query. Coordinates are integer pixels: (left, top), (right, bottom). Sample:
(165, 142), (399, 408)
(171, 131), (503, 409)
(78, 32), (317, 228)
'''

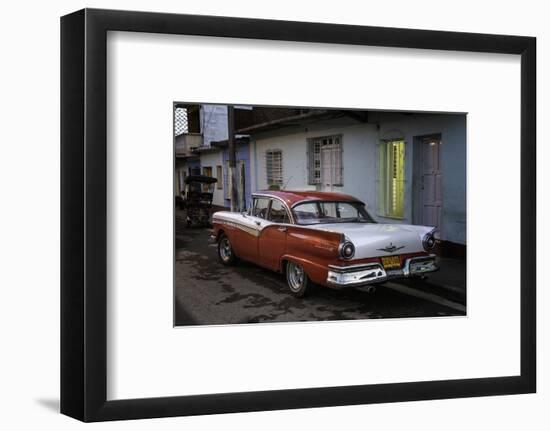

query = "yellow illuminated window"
(379, 140), (405, 218)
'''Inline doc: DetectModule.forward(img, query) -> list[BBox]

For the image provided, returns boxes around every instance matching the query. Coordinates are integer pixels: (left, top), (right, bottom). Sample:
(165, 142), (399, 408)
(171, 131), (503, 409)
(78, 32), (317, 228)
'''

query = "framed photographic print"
(173, 103), (467, 325)
(61, 8), (536, 422)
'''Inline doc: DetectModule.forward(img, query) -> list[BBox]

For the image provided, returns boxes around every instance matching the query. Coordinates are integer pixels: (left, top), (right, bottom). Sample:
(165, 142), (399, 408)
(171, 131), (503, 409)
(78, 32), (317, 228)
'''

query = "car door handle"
(277, 227), (288, 232)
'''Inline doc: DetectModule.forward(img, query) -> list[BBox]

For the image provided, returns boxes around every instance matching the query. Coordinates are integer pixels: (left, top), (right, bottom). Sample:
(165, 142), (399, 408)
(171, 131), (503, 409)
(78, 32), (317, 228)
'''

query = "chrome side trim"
(212, 217), (261, 237)
(213, 212), (349, 236)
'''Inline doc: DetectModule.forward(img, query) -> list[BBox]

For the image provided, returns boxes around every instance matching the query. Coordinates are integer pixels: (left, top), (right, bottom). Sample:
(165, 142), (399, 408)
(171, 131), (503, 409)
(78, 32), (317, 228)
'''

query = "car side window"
(252, 198), (270, 219)
(268, 199), (290, 223)
(293, 202), (320, 222)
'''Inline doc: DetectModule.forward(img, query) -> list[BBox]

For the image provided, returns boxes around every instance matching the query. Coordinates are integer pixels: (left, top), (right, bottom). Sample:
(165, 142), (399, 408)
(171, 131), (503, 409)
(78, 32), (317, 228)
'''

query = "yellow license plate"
(381, 256), (401, 269)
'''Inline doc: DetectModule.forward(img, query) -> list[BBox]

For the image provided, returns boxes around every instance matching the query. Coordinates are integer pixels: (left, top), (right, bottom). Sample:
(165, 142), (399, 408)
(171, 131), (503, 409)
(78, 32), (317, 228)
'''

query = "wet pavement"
(174, 214), (466, 326)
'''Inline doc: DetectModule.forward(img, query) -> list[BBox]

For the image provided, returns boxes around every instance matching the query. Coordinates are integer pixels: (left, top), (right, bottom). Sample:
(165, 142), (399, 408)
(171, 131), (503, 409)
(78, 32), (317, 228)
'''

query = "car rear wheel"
(218, 233), (237, 265)
(286, 261), (309, 297)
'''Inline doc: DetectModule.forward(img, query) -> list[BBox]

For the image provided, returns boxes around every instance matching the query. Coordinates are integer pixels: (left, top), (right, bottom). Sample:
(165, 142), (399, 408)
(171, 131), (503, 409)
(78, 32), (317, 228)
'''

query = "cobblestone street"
(175, 214), (466, 326)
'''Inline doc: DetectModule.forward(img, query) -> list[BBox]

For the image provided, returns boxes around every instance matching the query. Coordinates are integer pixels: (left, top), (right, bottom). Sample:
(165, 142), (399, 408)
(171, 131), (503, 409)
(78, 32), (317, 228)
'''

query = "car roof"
(253, 190), (363, 207)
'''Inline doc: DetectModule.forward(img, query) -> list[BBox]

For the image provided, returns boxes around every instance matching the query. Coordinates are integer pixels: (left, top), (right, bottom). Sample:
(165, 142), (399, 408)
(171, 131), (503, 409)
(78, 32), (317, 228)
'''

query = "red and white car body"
(211, 190), (438, 296)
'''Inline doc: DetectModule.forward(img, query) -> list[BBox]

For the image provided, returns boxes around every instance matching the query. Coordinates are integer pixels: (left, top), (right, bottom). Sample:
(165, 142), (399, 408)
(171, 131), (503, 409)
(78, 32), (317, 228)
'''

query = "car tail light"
(422, 232), (436, 251)
(340, 241), (355, 259)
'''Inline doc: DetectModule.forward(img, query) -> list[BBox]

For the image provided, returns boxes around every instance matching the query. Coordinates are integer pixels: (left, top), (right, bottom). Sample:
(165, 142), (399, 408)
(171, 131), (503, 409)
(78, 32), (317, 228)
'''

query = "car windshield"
(292, 201), (375, 225)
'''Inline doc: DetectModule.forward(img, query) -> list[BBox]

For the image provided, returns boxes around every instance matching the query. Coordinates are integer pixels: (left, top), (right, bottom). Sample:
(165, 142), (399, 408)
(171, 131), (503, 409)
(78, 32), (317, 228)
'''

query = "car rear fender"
(280, 226), (343, 284)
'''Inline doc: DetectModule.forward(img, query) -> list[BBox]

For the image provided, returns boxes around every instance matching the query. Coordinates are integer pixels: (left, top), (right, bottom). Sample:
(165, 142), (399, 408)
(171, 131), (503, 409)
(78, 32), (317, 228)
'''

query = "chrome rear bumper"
(326, 255), (438, 287)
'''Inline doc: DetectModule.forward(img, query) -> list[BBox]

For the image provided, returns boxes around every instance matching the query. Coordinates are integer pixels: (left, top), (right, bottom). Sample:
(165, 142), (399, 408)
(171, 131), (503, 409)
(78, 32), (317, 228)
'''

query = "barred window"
(266, 150), (283, 186)
(308, 135), (343, 186)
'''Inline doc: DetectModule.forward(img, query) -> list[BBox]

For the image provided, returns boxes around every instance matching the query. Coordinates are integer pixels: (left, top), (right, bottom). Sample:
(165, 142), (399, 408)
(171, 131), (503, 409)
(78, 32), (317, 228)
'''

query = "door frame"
(412, 133), (442, 233)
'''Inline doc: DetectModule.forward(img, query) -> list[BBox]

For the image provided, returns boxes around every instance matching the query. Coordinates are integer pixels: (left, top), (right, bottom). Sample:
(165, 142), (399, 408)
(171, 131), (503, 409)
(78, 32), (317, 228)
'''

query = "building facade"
(248, 111), (466, 251)
(175, 105), (466, 254)
(174, 104), (251, 211)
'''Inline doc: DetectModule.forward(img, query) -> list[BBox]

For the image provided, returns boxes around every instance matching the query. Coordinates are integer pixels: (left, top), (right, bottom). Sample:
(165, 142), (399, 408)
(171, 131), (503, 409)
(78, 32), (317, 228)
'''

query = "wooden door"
(421, 137), (442, 229)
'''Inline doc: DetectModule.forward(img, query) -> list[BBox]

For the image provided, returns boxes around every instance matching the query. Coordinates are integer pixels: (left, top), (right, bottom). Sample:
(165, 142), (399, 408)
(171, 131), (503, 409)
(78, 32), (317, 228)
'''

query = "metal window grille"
(266, 150), (283, 186)
(174, 107), (188, 135)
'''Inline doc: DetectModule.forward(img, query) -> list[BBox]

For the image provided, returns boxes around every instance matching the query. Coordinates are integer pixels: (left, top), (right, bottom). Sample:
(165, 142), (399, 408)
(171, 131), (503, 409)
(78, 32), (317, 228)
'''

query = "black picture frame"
(61, 8), (536, 422)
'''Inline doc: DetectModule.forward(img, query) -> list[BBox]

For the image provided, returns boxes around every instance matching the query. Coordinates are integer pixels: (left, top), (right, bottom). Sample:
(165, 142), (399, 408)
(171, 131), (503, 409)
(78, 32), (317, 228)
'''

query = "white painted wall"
(250, 114), (466, 244)
(197, 150), (225, 207)
(251, 118), (377, 195)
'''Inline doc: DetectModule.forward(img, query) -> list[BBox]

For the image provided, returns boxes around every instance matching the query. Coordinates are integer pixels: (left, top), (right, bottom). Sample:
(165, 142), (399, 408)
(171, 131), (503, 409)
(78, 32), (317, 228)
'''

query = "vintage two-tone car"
(211, 190), (438, 297)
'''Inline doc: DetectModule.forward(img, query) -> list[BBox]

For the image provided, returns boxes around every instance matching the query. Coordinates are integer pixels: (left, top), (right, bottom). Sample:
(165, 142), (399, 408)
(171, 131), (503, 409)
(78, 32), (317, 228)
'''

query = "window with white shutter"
(307, 135), (343, 186)
(266, 150), (283, 187)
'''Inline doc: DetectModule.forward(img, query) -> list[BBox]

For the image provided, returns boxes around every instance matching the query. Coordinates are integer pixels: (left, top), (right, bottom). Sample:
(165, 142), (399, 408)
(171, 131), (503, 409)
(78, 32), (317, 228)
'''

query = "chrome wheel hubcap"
(220, 238), (231, 261)
(287, 262), (304, 291)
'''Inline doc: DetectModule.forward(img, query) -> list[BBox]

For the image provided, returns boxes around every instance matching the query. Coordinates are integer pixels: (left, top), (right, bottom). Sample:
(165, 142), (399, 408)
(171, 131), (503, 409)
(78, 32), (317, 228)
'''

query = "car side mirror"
(241, 212), (247, 218)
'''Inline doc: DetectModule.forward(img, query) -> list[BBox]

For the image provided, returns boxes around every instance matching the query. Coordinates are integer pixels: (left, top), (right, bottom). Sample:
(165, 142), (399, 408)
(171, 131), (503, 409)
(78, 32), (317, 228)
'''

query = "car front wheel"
(218, 233), (237, 265)
(286, 261), (309, 297)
